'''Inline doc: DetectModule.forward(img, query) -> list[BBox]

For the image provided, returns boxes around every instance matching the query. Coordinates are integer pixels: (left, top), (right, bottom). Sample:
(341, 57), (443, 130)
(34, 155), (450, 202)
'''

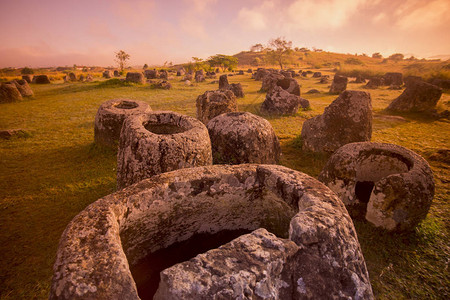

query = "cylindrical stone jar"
(207, 112), (281, 164)
(117, 111), (212, 189)
(94, 99), (152, 147)
(50, 164), (373, 300)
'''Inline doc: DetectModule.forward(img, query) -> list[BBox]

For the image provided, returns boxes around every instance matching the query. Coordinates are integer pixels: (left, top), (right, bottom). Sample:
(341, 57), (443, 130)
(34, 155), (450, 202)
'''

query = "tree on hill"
(207, 54), (238, 71)
(265, 37), (293, 69)
(372, 52), (382, 59)
(250, 43), (264, 52)
(388, 53), (404, 62)
(143, 64), (148, 69)
(192, 57), (207, 71)
(115, 50), (130, 72)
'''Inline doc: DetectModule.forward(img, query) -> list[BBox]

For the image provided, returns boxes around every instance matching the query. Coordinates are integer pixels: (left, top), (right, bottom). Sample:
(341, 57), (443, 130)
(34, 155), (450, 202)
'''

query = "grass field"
(0, 71), (449, 299)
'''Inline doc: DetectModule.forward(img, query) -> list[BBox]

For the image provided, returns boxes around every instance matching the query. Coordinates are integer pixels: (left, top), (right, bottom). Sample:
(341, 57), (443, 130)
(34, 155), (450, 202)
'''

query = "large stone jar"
(319, 142), (435, 232)
(50, 164), (373, 300)
(207, 112), (281, 164)
(94, 99), (151, 147)
(116, 111), (212, 189)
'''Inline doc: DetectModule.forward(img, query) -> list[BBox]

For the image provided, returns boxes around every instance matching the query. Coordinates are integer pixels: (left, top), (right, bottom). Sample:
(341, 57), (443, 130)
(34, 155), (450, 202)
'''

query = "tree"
(372, 52), (382, 59)
(388, 53), (404, 62)
(191, 57), (207, 71)
(251, 57), (262, 66)
(250, 43), (264, 52)
(115, 50), (130, 72)
(21, 67), (34, 75)
(143, 64), (148, 69)
(265, 37), (293, 69)
(207, 54), (238, 72)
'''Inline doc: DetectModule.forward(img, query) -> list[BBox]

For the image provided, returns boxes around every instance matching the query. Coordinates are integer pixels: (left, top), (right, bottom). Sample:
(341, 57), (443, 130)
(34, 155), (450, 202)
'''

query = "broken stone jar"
(50, 164), (373, 300)
(319, 142), (435, 232)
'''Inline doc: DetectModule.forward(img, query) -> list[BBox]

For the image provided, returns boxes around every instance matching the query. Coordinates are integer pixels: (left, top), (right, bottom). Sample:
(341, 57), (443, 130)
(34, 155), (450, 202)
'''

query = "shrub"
(345, 58), (364, 65)
(21, 67), (34, 75)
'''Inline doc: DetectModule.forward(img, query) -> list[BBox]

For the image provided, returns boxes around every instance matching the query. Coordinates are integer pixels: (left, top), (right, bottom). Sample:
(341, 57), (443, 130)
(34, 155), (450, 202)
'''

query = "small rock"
(329, 74), (348, 94)
(196, 90), (238, 124)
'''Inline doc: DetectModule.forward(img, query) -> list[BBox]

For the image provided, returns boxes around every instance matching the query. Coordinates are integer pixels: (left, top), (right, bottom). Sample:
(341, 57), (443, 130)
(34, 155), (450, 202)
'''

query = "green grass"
(0, 73), (449, 299)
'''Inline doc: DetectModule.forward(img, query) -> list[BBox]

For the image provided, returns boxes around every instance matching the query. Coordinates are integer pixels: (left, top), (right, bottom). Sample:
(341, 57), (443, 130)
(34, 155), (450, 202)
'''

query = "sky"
(0, 0), (449, 68)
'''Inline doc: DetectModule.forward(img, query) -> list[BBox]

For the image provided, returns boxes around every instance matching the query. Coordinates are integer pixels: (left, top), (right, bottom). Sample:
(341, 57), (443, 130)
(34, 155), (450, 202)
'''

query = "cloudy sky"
(1, 0), (449, 68)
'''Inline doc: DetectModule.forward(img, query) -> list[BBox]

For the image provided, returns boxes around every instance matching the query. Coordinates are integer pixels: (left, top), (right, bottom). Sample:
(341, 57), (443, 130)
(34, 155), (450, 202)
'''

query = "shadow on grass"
(0, 142), (119, 299)
(280, 135), (330, 178)
(379, 109), (444, 124)
(353, 217), (449, 299)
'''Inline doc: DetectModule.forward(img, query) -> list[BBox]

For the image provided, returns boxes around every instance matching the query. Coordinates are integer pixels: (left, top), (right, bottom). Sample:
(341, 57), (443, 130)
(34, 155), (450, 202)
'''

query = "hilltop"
(233, 50), (450, 81)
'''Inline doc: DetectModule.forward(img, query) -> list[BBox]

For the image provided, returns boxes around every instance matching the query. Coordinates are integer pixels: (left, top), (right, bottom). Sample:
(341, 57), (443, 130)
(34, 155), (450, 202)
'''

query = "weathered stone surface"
(50, 164), (373, 300)
(260, 73), (285, 92)
(195, 74), (205, 82)
(207, 112), (281, 164)
(102, 70), (113, 79)
(155, 229), (299, 300)
(152, 80), (172, 89)
(260, 86), (300, 115)
(319, 142), (435, 232)
(404, 75), (423, 86)
(276, 77), (301, 96)
(218, 74), (229, 89)
(33, 74), (51, 84)
(365, 77), (384, 89)
(183, 74), (193, 81)
(176, 68), (185, 76)
(219, 74), (244, 97)
(301, 90), (372, 153)
(12, 80), (34, 97)
(144, 69), (159, 79)
(22, 75), (32, 83)
(318, 77), (329, 84)
(0, 129), (30, 139)
(116, 111), (212, 189)
(206, 71), (216, 79)
(329, 74), (348, 94)
(196, 90), (238, 124)
(384, 72), (403, 86)
(227, 83), (244, 98)
(94, 99), (152, 147)
(159, 70), (168, 80)
(0, 82), (23, 103)
(280, 70), (292, 78)
(306, 89), (320, 94)
(352, 75), (365, 83)
(254, 68), (270, 81)
(68, 72), (76, 81)
(126, 72), (145, 84)
(298, 97), (310, 109)
(430, 78), (450, 89)
(387, 80), (442, 112)
(312, 72), (322, 78)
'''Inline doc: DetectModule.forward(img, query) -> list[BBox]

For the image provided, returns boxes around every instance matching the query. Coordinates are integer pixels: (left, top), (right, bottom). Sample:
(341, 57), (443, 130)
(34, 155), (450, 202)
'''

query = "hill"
(233, 50), (450, 81)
